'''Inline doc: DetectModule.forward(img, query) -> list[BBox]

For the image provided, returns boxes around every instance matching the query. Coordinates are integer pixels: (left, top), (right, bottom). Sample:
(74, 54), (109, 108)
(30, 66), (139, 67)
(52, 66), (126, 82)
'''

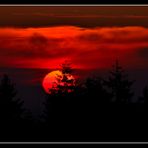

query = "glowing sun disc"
(42, 70), (62, 94)
(42, 70), (75, 94)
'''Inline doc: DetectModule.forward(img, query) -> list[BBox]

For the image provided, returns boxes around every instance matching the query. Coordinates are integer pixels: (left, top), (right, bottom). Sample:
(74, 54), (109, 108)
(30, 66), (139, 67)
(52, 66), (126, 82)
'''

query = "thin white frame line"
(0, 4), (146, 144)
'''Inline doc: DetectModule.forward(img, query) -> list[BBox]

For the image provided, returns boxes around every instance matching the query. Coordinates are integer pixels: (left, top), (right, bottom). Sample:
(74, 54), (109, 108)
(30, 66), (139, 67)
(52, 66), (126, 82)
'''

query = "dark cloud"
(28, 33), (48, 47)
(1, 6), (148, 28)
(0, 31), (74, 59)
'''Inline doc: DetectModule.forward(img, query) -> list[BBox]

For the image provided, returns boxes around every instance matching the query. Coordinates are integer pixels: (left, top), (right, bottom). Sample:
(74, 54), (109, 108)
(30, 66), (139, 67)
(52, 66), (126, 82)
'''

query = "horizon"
(0, 66), (147, 117)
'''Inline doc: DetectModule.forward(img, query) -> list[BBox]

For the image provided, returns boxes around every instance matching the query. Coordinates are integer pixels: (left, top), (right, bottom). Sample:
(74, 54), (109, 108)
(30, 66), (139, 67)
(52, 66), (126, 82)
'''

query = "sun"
(42, 70), (62, 94)
(42, 70), (75, 94)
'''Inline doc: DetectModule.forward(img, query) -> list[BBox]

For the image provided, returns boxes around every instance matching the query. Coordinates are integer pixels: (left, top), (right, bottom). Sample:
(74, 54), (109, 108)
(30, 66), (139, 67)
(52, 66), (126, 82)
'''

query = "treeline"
(0, 60), (147, 141)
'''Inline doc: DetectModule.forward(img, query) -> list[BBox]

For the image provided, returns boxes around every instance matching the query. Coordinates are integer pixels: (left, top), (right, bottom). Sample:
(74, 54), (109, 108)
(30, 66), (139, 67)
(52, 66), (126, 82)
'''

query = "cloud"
(77, 26), (148, 44)
(29, 32), (48, 47)
(0, 26), (148, 69)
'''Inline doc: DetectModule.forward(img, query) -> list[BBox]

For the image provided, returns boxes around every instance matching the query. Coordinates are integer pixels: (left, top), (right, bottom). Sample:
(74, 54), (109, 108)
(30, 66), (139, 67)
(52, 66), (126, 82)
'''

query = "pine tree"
(80, 76), (110, 118)
(43, 61), (76, 125)
(104, 60), (134, 104)
(56, 61), (75, 94)
(0, 74), (25, 124)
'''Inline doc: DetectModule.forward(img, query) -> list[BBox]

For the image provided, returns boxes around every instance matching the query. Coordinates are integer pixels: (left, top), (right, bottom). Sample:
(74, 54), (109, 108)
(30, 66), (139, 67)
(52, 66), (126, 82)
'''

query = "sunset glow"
(0, 26), (148, 69)
(42, 70), (62, 94)
(42, 70), (75, 94)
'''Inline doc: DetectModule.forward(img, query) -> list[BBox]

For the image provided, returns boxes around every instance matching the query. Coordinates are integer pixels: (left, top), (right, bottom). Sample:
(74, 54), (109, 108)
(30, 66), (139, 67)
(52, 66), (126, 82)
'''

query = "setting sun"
(42, 70), (75, 94)
(42, 70), (62, 94)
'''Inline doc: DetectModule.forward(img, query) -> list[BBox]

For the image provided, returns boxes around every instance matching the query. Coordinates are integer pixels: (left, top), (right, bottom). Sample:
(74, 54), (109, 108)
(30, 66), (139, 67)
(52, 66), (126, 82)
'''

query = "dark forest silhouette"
(0, 74), (25, 123)
(0, 61), (147, 141)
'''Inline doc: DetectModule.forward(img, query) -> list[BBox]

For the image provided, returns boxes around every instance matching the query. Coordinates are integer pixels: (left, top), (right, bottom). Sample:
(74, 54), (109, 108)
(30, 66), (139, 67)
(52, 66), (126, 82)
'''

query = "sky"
(1, 6), (148, 116)
(0, 6), (148, 70)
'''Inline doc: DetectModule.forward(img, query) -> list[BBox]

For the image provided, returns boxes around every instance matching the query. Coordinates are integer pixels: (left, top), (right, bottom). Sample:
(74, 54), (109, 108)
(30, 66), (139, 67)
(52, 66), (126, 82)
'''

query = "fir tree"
(104, 60), (134, 104)
(57, 61), (75, 94)
(43, 61), (76, 124)
(0, 74), (25, 123)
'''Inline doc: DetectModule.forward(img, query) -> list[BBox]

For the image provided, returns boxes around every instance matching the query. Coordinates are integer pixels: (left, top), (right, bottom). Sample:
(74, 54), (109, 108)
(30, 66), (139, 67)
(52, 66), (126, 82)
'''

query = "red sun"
(42, 70), (75, 94)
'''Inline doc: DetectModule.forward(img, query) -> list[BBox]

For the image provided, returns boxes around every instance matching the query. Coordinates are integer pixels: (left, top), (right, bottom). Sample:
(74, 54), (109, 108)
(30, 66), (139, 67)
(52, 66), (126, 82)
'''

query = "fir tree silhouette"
(56, 60), (75, 94)
(41, 60), (146, 141)
(0, 74), (25, 124)
(104, 60), (134, 104)
(43, 61), (76, 129)
(78, 76), (110, 122)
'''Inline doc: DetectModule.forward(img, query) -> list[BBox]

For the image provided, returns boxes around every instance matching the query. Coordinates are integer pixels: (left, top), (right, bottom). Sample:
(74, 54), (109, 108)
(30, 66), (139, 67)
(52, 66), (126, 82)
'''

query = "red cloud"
(0, 26), (148, 69)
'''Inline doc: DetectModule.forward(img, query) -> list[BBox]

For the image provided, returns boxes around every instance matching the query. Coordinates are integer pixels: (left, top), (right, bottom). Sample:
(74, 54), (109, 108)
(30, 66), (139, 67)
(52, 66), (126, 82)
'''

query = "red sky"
(0, 26), (148, 69)
(0, 6), (148, 112)
(0, 6), (148, 70)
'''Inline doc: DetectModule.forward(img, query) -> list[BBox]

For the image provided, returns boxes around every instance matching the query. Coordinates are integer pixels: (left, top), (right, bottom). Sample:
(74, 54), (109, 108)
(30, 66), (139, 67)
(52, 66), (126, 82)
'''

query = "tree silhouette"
(42, 60), (145, 140)
(57, 61), (75, 94)
(43, 61), (76, 127)
(104, 60), (134, 104)
(0, 74), (25, 124)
